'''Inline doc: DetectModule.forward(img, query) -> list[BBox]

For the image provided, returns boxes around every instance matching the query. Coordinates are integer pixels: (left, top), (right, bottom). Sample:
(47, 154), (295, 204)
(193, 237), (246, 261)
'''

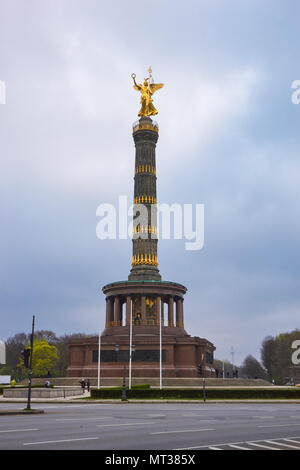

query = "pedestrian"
(80, 379), (85, 391)
(86, 379), (90, 392)
(45, 380), (50, 388)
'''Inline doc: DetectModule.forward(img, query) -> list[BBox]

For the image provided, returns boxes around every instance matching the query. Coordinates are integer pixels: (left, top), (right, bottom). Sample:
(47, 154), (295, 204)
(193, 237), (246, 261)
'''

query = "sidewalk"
(1, 394), (300, 406)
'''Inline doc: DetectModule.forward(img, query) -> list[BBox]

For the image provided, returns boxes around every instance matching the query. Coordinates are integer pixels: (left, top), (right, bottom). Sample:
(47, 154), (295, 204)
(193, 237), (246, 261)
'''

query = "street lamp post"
(230, 346), (235, 378)
(97, 328), (101, 389)
(26, 315), (35, 411)
(129, 305), (133, 389)
(115, 344), (127, 401)
(129, 344), (136, 390)
(121, 364), (126, 401)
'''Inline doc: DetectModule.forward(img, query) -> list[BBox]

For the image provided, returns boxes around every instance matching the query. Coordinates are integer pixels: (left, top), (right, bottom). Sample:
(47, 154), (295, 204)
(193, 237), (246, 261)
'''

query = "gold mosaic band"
(132, 254), (158, 267)
(134, 196), (157, 204)
(132, 122), (159, 134)
(135, 165), (156, 175)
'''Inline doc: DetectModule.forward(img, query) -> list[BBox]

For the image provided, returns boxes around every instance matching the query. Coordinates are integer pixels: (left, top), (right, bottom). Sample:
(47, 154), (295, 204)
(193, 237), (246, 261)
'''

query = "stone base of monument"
(67, 328), (216, 379)
(17, 377), (273, 388)
(3, 386), (84, 399)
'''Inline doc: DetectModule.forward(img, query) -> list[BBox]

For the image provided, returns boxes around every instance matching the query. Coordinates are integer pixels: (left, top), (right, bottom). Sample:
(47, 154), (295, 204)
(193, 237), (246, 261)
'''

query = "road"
(0, 402), (300, 450)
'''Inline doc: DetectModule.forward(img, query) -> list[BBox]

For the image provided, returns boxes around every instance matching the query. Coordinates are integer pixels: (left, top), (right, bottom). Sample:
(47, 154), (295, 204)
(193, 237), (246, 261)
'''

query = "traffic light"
(197, 364), (202, 376)
(21, 348), (31, 368)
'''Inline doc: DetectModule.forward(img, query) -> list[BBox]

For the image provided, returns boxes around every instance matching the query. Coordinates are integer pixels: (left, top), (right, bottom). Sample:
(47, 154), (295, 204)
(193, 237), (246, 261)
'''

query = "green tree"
(18, 339), (59, 377)
(7, 330), (97, 378)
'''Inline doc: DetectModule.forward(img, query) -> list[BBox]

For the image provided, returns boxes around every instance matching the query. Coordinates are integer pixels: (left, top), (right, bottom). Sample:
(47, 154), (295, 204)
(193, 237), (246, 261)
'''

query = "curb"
(83, 399), (300, 404)
(0, 409), (44, 415)
(1, 399), (300, 404)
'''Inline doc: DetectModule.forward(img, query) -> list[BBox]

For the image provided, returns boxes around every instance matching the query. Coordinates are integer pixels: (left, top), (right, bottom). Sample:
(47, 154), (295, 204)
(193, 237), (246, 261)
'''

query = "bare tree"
(240, 355), (269, 380)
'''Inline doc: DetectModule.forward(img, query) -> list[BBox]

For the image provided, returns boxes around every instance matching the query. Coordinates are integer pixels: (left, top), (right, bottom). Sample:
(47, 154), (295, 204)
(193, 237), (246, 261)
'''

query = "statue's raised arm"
(132, 73), (142, 91)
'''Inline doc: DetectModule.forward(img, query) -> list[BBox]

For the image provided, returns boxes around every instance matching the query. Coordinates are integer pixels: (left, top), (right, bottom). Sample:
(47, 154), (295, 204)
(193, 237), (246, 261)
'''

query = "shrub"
(90, 387), (300, 400)
(100, 383), (151, 391)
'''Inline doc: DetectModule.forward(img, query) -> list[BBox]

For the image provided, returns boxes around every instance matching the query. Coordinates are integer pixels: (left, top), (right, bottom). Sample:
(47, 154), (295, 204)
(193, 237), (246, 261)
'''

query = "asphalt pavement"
(0, 401), (300, 450)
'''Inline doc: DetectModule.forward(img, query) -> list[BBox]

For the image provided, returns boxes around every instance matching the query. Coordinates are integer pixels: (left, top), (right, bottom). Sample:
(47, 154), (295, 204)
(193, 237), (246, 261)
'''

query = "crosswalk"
(202, 436), (300, 450)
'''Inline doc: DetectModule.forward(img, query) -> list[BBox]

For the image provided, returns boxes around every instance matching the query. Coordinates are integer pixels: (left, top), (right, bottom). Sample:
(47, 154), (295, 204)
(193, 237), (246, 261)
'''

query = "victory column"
(67, 68), (215, 381)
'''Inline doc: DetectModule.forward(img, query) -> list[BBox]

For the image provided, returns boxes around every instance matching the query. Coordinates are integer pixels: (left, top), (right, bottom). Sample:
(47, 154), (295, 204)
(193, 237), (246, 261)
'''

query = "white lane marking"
(208, 446), (222, 450)
(145, 414), (166, 417)
(229, 444), (253, 450)
(23, 437), (99, 446)
(173, 436), (300, 450)
(181, 414), (217, 419)
(247, 442), (280, 450)
(37, 404), (111, 409)
(265, 440), (300, 450)
(283, 438), (300, 444)
(0, 428), (39, 433)
(258, 423), (300, 428)
(96, 421), (156, 428)
(252, 416), (275, 419)
(190, 420), (217, 423)
(151, 428), (215, 435)
(55, 417), (112, 422)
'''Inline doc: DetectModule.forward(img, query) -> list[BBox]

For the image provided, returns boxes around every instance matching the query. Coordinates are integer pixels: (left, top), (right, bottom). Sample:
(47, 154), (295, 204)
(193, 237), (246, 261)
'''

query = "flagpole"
(97, 327), (101, 389)
(159, 300), (162, 390)
(129, 303), (133, 389)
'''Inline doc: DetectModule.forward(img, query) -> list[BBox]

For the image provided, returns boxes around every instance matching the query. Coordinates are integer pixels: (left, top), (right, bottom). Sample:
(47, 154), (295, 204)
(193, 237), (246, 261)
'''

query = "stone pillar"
(168, 297), (174, 327)
(181, 298), (184, 327)
(156, 296), (161, 325)
(114, 296), (121, 326)
(141, 296), (146, 325)
(120, 300), (124, 326)
(105, 298), (110, 327)
(176, 298), (184, 328)
(161, 299), (164, 326)
(106, 297), (114, 327)
(126, 296), (131, 326)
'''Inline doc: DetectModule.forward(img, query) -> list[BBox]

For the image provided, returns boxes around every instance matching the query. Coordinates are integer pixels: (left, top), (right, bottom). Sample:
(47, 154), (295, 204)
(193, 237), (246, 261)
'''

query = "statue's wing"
(149, 83), (164, 94)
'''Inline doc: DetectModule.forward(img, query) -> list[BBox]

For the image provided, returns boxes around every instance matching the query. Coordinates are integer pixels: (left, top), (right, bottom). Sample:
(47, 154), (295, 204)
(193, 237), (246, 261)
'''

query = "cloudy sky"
(1, 0), (300, 365)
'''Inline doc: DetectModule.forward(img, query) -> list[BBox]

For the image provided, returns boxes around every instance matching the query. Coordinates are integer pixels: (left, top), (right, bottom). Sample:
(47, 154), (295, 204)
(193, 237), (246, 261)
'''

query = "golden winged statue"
(132, 67), (164, 117)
